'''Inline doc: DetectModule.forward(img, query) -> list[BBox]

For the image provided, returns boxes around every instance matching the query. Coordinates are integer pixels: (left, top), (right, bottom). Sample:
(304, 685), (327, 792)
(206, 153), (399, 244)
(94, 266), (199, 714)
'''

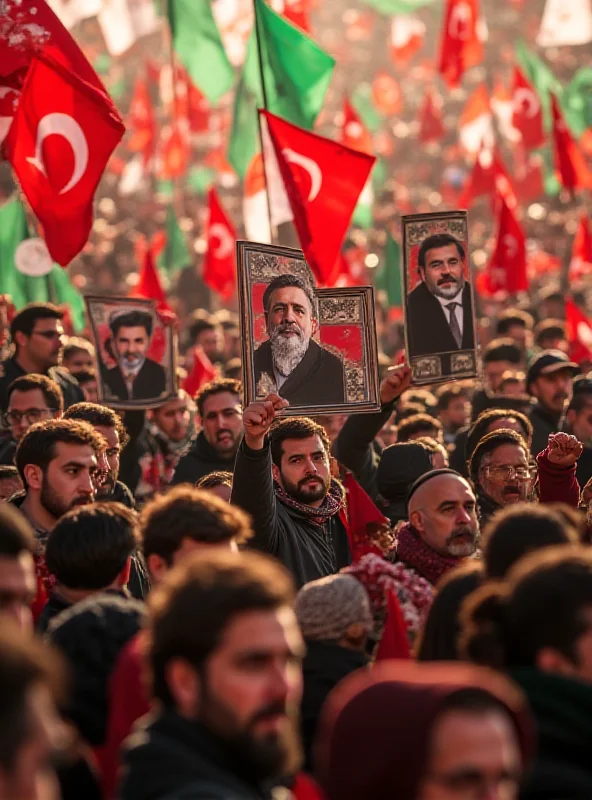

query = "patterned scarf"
(395, 522), (462, 586)
(274, 478), (345, 526)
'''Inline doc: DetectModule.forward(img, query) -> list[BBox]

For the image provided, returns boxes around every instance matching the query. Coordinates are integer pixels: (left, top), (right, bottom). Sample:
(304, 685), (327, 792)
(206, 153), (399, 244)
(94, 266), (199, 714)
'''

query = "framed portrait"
(402, 210), (479, 386)
(84, 295), (178, 410)
(237, 240), (380, 415)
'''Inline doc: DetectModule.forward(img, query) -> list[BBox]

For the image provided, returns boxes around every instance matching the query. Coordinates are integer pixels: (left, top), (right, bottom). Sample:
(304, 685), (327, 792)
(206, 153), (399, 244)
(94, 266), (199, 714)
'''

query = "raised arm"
(537, 432), (582, 508)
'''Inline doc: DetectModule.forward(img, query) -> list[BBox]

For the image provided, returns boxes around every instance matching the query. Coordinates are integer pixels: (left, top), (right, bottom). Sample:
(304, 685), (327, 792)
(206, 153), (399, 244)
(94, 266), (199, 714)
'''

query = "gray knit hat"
(295, 574), (373, 642)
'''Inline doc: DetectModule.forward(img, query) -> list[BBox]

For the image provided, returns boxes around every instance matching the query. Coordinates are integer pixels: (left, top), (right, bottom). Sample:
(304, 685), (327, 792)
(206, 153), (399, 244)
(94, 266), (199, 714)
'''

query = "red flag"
(182, 346), (217, 397)
(565, 298), (592, 365)
(551, 93), (592, 192)
(484, 192), (528, 295)
(418, 88), (444, 143)
(375, 591), (411, 661)
(173, 65), (210, 135)
(340, 98), (373, 155)
(458, 146), (515, 209)
(128, 76), (156, 165)
(570, 213), (592, 281)
(4, 52), (125, 266)
(262, 109), (376, 285)
(371, 71), (403, 117)
(203, 188), (236, 300)
(511, 66), (544, 150)
(131, 250), (172, 312)
(438, 0), (483, 88)
(158, 126), (189, 179)
(271, 0), (311, 33)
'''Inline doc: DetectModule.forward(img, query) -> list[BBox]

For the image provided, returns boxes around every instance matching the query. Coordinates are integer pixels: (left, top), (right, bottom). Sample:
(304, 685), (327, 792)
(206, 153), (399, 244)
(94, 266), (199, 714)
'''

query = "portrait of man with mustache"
(253, 274), (345, 406)
(406, 232), (475, 364)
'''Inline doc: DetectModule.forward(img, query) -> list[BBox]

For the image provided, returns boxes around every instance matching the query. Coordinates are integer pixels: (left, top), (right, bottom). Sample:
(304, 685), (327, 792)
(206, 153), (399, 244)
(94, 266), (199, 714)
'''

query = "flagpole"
(253, 0), (276, 245)
(163, 0), (187, 239)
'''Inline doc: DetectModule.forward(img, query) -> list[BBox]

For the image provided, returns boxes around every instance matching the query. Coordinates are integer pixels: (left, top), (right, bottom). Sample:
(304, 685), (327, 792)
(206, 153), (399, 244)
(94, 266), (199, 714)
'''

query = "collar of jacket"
(192, 430), (236, 464)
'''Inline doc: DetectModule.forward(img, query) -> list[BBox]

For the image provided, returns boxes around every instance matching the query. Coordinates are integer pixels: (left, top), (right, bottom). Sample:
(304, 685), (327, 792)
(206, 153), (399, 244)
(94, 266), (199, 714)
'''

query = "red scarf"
(395, 523), (462, 586)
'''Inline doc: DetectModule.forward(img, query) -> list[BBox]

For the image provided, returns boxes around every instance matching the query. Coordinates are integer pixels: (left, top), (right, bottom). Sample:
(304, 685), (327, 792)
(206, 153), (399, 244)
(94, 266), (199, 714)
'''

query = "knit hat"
(376, 442), (433, 518)
(406, 468), (464, 512)
(295, 574), (373, 642)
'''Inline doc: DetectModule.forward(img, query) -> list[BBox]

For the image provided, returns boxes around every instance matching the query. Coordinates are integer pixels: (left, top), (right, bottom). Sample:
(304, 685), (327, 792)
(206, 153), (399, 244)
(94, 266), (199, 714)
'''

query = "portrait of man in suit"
(103, 309), (167, 403)
(253, 273), (345, 406)
(406, 232), (475, 363)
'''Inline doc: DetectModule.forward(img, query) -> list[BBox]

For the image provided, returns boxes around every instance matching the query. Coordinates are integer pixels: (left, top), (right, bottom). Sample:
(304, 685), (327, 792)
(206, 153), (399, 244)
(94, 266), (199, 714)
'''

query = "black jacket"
(172, 431), (236, 485)
(120, 713), (273, 800)
(529, 403), (561, 458)
(0, 433), (16, 466)
(103, 358), (167, 403)
(300, 641), (368, 771)
(406, 282), (475, 365)
(253, 339), (345, 407)
(231, 439), (351, 587)
(0, 357), (84, 411)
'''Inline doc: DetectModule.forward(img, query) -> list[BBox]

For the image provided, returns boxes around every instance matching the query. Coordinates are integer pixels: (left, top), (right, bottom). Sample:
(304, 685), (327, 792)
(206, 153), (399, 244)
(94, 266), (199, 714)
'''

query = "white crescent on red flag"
(484, 192), (528, 295)
(550, 93), (592, 192)
(511, 66), (545, 150)
(438, 0), (483, 88)
(203, 187), (237, 300)
(261, 109), (376, 286)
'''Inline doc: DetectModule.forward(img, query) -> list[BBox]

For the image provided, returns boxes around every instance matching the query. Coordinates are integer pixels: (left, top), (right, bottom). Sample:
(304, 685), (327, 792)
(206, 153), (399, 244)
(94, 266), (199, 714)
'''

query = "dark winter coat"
(529, 403), (562, 459)
(0, 357), (84, 411)
(171, 430), (237, 485)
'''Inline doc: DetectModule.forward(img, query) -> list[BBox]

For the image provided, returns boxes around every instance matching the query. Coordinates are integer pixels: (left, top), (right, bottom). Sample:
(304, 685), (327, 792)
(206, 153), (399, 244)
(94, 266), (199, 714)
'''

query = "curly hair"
(63, 402), (129, 448)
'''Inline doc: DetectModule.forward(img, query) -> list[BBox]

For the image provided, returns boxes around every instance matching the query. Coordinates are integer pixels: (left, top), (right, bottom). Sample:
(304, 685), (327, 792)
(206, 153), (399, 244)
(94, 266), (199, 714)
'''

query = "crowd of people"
(0, 296), (591, 800)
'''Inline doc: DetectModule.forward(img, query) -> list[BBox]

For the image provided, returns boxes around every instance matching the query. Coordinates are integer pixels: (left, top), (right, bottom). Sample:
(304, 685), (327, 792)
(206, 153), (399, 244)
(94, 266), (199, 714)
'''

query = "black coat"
(171, 431), (237, 485)
(406, 282), (475, 364)
(529, 403), (561, 457)
(120, 713), (273, 800)
(103, 358), (167, 403)
(253, 339), (345, 407)
(231, 439), (351, 587)
(0, 357), (84, 411)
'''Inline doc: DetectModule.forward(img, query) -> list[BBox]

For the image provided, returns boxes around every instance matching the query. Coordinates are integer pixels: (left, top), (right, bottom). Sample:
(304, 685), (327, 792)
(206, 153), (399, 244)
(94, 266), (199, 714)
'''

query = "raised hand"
(546, 432), (584, 467)
(243, 393), (289, 449)
(380, 364), (412, 406)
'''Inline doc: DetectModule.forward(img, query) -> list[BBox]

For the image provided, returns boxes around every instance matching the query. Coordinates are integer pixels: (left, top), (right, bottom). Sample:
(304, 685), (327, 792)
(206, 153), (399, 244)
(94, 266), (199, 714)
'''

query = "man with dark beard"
(253, 274), (345, 406)
(120, 549), (304, 800)
(231, 395), (351, 586)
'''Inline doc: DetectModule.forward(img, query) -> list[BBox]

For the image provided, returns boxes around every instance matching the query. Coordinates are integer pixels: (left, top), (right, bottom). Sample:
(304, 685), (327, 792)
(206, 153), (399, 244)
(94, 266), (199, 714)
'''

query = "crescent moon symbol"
(513, 88), (539, 119)
(26, 112), (89, 195)
(210, 223), (233, 259)
(449, 1), (472, 40)
(282, 148), (323, 202)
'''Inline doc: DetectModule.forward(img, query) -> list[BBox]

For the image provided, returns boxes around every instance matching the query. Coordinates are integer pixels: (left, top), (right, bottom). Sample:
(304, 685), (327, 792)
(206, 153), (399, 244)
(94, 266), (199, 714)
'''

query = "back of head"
(295, 574), (372, 644)
(483, 339), (522, 366)
(376, 441), (433, 509)
(315, 660), (532, 800)
(396, 413), (442, 444)
(45, 502), (138, 590)
(148, 549), (295, 707)
(0, 504), (35, 558)
(483, 504), (579, 579)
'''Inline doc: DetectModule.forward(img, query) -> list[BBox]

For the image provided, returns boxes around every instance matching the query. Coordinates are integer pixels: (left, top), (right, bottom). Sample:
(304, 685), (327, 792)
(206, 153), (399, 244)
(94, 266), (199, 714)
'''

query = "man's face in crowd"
(539, 335), (568, 353)
(94, 425), (120, 497)
(410, 475), (479, 558)
(19, 318), (64, 372)
(530, 369), (573, 413)
(484, 360), (514, 393)
(27, 443), (97, 520)
(486, 418), (526, 439)
(418, 708), (522, 800)
(479, 444), (532, 507)
(197, 327), (225, 363)
(317, 414), (348, 444)
(113, 325), (150, 371)
(188, 607), (304, 782)
(154, 394), (192, 443)
(419, 244), (465, 301)
(505, 323), (530, 351)
(80, 379), (99, 404)
(266, 287), (317, 377)
(567, 400), (592, 447)
(0, 550), (36, 631)
(440, 397), (470, 432)
(63, 348), (93, 375)
(7, 389), (59, 442)
(273, 435), (330, 508)
(201, 392), (243, 456)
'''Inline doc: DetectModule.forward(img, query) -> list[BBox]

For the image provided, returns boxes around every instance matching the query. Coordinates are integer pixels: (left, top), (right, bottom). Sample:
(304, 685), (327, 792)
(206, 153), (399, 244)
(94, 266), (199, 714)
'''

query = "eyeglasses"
(427, 769), (521, 799)
(31, 329), (64, 340)
(482, 465), (536, 482)
(4, 408), (56, 426)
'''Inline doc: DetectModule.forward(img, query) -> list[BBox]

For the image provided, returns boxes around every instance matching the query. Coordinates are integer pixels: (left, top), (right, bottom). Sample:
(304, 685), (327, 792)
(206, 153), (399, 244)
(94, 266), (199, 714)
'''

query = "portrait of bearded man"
(253, 274), (345, 407)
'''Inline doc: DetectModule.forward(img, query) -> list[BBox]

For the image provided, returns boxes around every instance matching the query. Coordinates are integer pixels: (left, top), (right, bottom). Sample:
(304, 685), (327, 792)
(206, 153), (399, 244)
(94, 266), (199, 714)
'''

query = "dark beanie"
(376, 443), (433, 514)
(406, 468), (464, 513)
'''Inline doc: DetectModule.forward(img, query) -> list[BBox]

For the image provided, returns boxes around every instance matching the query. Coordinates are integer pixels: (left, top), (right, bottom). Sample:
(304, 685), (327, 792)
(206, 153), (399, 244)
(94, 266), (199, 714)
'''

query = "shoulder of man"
(0, 356), (22, 384)
(49, 366), (79, 387)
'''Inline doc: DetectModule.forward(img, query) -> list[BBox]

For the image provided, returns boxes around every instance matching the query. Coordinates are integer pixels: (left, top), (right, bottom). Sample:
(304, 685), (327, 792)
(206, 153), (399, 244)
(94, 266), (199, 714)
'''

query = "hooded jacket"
(172, 430), (237, 485)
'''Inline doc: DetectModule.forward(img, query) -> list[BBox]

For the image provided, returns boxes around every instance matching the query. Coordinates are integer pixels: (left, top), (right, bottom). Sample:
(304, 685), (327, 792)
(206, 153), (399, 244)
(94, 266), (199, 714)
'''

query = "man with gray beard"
(253, 274), (345, 406)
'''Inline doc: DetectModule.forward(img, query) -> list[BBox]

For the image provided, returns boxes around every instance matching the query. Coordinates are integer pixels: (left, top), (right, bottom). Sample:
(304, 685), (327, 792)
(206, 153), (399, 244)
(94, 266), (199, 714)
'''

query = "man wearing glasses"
(0, 375), (63, 467)
(0, 303), (84, 413)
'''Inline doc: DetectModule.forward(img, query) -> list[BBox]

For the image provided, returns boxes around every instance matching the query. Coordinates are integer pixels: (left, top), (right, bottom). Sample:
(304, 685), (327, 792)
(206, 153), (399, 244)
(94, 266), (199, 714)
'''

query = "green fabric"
(157, 205), (191, 275)
(167, 0), (234, 103)
(563, 67), (592, 136)
(352, 196), (373, 229)
(375, 233), (402, 308)
(93, 53), (112, 74)
(371, 159), (387, 193)
(48, 266), (86, 332)
(351, 83), (383, 132)
(156, 180), (174, 197)
(540, 145), (561, 196)
(187, 166), (216, 195)
(227, 72), (260, 179)
(359, 0), (434, 14)
(515, 40), (562, 128)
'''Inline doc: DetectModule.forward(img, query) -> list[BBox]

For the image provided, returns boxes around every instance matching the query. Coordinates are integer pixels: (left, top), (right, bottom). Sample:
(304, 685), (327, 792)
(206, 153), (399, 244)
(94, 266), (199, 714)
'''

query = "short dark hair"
(483, 504), (579, 580)
(189, 315), (216, 344)
(269, 416), (331, 468)
(71, 368), (96, 385)
(418, 234), (464, 269)
(109, 309), (153, 338)
(461, 546), (592, 670)
(62, 337), (94, 360)
(483, 339), (522, 365)
(195, 471), (233, 490)
(0, 624), (64, 772)
(401, 389), (438, 411)
(7, 374), (63, 412)
(496, 310), (534, 336)
(465, 409), (533, 463)
(0, 505), (35, 557)
(435, 384), (468, 413)
(0, 466), (19, 481)
(9, 303), (63, 343)
(566, 391), (592, 415)
(195, 378), (241, 417)
(534, 319), (566, 348)
(45, 502), (137, 590)
(394, 403), (425, 423)
(141, 486), (252, 564)
(468, 429), (529, 486)
(262, 274), (316, 317)
(397, 414), (442, 443)
(15, 419), (106, 483)
(63, 402), (129, 448)
(148, 550), (295, 706)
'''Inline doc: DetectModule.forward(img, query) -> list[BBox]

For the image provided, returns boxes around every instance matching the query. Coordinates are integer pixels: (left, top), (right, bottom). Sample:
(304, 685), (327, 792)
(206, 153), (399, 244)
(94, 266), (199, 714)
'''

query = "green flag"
(376, 233), (402, 308)
(563, 67), (592, 136)
(360, 0), (434, 15)
(228, 72), (260, 179)
(187, 166), (217, 196)
(48, 266), (86, 333)
(158, 205), (191, 275)
(351, 83), (383, 133)
(167, 0), (234, 103)
(515, 40), (562, 128)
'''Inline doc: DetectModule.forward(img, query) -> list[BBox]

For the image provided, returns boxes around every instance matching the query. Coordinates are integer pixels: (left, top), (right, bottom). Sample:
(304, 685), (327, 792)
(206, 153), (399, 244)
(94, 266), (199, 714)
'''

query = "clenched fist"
(243, 393), (289, 450)
(380, 364), (412, 406)
(546, 432), (584, 468)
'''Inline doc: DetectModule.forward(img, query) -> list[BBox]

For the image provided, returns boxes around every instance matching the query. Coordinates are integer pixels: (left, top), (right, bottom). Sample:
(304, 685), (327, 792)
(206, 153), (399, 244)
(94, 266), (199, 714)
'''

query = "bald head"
(408, 473), (479, 559)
